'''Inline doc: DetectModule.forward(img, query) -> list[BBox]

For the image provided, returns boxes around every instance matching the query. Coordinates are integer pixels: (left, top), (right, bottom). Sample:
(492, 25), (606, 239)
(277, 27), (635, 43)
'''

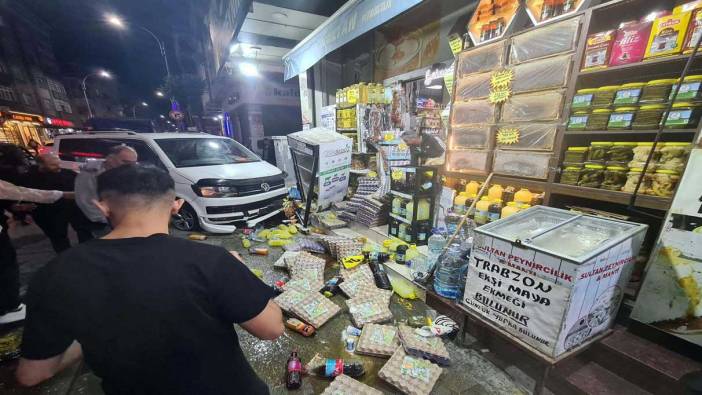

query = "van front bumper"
(195, 188), (288, 233)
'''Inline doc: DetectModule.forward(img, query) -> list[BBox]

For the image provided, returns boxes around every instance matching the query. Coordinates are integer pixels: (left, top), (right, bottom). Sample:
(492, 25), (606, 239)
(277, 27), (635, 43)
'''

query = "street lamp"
(155, 90), (164, 97)
(159, 114), (165, 119)
(81, 70), (111, 118)
(141, 102), (149, 107)
(105, 13), (171, 79)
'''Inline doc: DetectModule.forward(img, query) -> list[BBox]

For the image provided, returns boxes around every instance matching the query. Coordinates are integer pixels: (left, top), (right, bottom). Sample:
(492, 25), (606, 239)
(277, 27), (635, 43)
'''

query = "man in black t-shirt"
(16, 164), (283, 394)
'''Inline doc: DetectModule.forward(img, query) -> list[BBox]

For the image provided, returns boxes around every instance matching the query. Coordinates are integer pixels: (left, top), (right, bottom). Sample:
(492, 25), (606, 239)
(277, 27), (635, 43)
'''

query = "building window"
(0, 86), (16, 101)
(22, 93), (33, 105)
(43, 98), (56, 114)
(55, 100), (72, 114)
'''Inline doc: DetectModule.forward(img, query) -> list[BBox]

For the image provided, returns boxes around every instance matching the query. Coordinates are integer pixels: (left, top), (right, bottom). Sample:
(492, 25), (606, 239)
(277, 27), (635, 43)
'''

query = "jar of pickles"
(563, 146), (588, 164)
(571, 88), (596, 109)
(602, 166), (628, 191)
(567, 111), (590, 130)
(561, 165), (582, 185)
(607, 142), (636, 164)
(633, 104), (666, 129)
(579, 164), (605, 188)
(586, 109), (612, 130)
(587, 142), (612, 162)
(623, 168), (654, 194)
(592, 85), (620, 108)
(613, 83), (645, 105)
(640, 79), (678, 104)
(608, 107), (637, 129)
(664, 102), (702, 129)
(657, 142), (692, 172)
(631, 142), (663, 164)
(670, 75), (702, 102)
(651, 170), (680, 197)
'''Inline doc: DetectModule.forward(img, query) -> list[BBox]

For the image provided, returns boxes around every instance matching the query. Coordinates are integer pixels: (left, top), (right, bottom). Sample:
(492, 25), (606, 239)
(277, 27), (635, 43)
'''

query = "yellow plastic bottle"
(358, 82), (368, 104)
(406, 245), (419, 262)
(520, 203), (532, 210)
(514, 188), (533, 204)
(453, 192), (470, 214)
(488, 184), (504, 201)
(501, 201), (521, 218)
(475, 196), (492, 225)
(465, 180), (480, 196)
(406, 199), (430, 221)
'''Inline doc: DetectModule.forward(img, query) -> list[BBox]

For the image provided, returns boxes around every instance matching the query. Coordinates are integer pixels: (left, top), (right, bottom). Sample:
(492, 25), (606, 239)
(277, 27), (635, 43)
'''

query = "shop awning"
(282, 0), (423, 80)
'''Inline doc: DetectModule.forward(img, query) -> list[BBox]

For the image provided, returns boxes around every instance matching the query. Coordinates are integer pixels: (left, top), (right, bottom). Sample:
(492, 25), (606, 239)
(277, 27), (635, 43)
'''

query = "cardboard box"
(645, 12), (692, 59)
(609, 21), (653, 66)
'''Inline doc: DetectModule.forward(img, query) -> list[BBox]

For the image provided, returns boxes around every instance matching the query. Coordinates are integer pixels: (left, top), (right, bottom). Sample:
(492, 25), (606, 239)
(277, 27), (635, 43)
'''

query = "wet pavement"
(0, 223), (528, 394)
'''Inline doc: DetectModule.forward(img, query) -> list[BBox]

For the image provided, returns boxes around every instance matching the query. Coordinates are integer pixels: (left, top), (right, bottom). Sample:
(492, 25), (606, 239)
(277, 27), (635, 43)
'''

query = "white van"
(54, 132), (288, 233)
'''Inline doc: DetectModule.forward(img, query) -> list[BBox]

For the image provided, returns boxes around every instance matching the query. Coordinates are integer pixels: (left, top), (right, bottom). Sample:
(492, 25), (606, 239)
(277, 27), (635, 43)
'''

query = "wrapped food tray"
(320, 374), (383, 395)
(509, 17), (581, 64)
(446, 149), (492, 173)
(511, 54), (573, 94)
(457, 40), (506, 77)
(346, 295), (394, 328)
(378, 347), (443, 395)
(450, 125), (495, 149)
(450, 100), (496, 125)
(500, 90), (565, 122)
(397, 324), (451, 366)
(495, 123), (558, 151)
(290, 292), (341, 328)
(493, 150), (552, 179)
(455, 72), (492, 101)
(356, 324), (400, 357)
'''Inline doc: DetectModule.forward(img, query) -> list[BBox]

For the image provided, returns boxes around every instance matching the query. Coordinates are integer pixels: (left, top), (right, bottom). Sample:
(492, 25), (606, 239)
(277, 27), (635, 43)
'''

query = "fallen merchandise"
(319, 374), (383, 395)
(356, 324), (400, 357)
(378, 347), (443, 395)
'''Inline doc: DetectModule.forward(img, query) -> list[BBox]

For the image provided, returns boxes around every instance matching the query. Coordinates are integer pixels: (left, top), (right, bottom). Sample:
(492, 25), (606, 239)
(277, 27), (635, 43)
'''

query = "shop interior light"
(239, 62), (259, 77)
(105, 14), (125, 29)
(229, 43), (241, 54)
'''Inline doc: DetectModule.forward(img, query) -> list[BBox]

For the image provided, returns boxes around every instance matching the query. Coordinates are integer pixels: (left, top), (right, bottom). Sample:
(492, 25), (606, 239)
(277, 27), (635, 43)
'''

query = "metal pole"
(132, 105), (136, 118)
(81, 74), (93, 118)
(139, 26), (170, 79)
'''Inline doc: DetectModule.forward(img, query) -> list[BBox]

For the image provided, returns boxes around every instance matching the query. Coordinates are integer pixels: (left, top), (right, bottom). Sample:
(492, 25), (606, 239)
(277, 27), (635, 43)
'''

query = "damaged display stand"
(387, 166), (438, 246)
(288, 129), (352, 227)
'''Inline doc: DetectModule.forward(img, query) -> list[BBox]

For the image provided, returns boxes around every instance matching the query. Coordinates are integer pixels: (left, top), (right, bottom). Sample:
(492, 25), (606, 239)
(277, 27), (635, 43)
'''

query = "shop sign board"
(1, 111), (43, 123)
(631, 148), (702, 347)
(283, 0), (423, 80)
(463, 216), (644, 358)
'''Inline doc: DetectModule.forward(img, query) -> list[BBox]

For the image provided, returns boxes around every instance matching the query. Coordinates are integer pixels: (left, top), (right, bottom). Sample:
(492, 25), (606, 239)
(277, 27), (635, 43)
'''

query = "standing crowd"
(0, 142), (283, 394)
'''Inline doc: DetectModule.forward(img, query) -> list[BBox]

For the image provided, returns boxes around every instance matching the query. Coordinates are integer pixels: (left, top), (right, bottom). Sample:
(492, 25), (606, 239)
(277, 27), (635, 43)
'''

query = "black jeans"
(0, 225), (20, 314)
(34, 207), (71, 253)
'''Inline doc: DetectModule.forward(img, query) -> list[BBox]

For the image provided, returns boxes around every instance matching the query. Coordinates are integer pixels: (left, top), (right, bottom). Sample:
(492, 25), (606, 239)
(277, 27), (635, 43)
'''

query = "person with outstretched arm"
(16, 164), (283, 394)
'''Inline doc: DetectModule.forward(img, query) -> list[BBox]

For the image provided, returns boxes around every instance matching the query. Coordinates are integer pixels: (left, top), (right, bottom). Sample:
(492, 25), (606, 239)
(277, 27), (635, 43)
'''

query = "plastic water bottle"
(433, 241), (468, 299)
(426, 228), (446, 272)
(456, 237), (473, 302)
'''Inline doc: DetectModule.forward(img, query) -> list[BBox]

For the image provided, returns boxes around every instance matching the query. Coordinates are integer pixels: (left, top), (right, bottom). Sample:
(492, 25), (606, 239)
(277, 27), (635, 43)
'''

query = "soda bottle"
(395, 245), (408, 265)
(369, 261), (393, 290)
(321, 276), (343, 296)
(312, 359), (365, 378)
(286, 351), (303, 389)
(363, 251), (390, 264)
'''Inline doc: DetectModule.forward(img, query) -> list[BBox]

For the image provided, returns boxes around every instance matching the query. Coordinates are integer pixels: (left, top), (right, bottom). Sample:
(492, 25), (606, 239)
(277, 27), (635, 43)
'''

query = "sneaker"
(0, 303), (26, 324)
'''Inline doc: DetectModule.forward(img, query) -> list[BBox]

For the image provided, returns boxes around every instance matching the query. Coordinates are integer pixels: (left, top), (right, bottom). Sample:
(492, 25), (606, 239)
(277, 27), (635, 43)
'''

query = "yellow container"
(501, 201), (521, 218)
(475, 196), (491, 225)
(514, 188), (533, 204)
(358, 82), (368, 104)
(453, 192), (470, 214)
(406, 199), (430, 221)
(465, 180), (480, 196)
(488, 184), (504, 201)
(645, 12), (692, 59)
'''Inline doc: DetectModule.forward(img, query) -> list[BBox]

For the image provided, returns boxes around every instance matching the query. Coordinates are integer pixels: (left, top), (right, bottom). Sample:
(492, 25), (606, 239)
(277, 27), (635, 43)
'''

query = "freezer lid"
(476, 206), (578, 242)
(528, 215), (643, 262)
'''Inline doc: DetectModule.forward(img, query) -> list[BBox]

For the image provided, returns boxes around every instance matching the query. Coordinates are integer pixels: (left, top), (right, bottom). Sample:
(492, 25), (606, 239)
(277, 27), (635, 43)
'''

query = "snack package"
(645, 12), (692, 59)
(582, 30), (615, 70)
(609, 20), (653, 66)
(684, 8), (702, 53)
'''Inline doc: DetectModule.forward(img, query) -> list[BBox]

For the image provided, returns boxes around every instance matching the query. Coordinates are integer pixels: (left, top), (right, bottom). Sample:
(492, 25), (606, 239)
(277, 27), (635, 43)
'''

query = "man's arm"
(0, 180), (63, 204)
(16, 341), (82, 387)
(239, 300), (284, 340)
(74, 172), (105, 222)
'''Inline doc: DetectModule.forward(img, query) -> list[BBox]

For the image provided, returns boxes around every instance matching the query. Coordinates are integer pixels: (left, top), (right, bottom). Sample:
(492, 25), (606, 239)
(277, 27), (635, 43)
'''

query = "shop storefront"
(0, 111), (45, 147)
(43, 116), (76, 141)
(278, 0), (702, 392)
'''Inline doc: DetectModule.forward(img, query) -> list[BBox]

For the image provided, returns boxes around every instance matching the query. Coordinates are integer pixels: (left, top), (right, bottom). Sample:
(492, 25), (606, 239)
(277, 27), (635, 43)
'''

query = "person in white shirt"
(0, 143), (72, 324)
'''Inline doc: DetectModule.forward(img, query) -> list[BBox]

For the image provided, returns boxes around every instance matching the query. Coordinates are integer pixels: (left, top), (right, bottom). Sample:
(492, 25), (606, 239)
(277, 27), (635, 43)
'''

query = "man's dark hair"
(98, 164), (174, 202)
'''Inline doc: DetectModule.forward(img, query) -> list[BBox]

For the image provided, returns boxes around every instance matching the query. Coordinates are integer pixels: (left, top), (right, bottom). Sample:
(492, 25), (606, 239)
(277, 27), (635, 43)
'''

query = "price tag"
(491, 69), (514, 90)
(497, 128), (520, 144)
(448, 33), (463, 55)
(391, 169), (404, 181)
(489, 88), (511, 104)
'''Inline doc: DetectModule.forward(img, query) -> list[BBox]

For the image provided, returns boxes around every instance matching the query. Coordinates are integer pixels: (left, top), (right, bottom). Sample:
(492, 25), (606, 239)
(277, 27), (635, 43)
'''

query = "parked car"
(53, 131), (288, 233)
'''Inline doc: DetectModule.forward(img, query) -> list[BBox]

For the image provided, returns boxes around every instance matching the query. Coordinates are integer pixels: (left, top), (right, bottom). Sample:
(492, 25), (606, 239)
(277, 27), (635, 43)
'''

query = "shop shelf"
(337, 128), (357, 131)
(442, 170), (548, 192)
(549, 183), (671, 210)
(389, 189), (433, 200)
(389, 212), (411, 225)
(577, 53), (702, 84)
(564, 128), (698, 136)
(349, 169), (370, 175)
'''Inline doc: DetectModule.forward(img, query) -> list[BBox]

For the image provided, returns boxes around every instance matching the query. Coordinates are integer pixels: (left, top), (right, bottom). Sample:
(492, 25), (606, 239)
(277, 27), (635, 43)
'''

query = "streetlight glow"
(141, 102), (149, 107)
(99, 70), (111, 78)
(155, 90), (164, 97)
(159, 114), (165, 119)
(105, 14), (125, 29)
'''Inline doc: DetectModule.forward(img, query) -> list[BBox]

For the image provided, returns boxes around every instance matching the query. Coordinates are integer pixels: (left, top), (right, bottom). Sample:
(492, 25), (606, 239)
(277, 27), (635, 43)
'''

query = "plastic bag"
(500, 90), (565, 122)
(509, 17), (581, 64)
(455, 72), (492, 101)
(511, 54), (573, 93)
(493, 150), (552, 179)
(457, 40), (506, 77)
(495, 123), (558, 151)
(446, 149), (492, 173)
(450, 125), (494, 149)
(451, 100), (496, 125)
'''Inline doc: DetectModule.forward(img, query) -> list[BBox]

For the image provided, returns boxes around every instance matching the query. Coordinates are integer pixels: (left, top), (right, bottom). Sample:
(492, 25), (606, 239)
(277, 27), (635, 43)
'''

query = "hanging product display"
(525, 0), (587, 25)
(467, 0), (521, 45)
(509, 16), (581, 64)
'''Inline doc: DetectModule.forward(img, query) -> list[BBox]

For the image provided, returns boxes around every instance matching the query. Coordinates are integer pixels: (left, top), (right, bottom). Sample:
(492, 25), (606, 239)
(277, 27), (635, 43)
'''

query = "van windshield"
(156, 138), (259, 167)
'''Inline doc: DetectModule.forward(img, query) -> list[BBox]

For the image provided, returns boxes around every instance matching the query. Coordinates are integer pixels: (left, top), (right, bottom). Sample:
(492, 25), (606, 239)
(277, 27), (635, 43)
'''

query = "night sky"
(24, 0), (193, 117)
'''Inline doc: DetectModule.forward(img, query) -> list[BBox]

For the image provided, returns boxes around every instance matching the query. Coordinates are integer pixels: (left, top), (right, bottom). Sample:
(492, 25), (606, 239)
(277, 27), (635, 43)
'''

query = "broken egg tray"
(397, 324), (451, 366)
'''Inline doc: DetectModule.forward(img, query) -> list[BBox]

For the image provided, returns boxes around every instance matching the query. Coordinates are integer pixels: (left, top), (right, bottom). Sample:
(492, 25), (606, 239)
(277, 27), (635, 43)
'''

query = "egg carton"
(378, 347), (443, 395)
(339, 270), (376, 298)
(273, 288), (309, 313)
(356, 324), (400, 357)
(346, 296), (394, 328)
(288, 252), (326, 281)
(273, 251), (300, 270)
(320, 374), (383, 395)
(354, 288), (393, 306)
(397, 324), (451, 366)
(282, 277), (324, 293)
(340, 263), (374, 282)
(290, 292), (341, 329)
(335, 241), (364, 262)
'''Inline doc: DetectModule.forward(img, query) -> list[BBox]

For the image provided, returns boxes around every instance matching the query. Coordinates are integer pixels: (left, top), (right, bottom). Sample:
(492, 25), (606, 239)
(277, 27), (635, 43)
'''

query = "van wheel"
(172, 203), (199, 231)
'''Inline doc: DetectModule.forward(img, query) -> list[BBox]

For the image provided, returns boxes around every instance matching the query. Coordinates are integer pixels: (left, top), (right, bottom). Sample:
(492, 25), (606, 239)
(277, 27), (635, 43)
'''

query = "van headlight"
(192, 185), (238, 198)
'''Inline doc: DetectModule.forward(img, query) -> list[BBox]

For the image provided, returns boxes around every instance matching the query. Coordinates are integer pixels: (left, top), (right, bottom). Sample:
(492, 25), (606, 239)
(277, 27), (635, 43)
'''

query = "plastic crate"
(455, 71), (492, 101)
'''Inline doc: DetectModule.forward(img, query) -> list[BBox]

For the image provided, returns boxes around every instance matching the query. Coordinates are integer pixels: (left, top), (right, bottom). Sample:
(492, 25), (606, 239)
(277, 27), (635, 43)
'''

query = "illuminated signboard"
(1, 111), (43, 123)
(45, 117), (75, 128)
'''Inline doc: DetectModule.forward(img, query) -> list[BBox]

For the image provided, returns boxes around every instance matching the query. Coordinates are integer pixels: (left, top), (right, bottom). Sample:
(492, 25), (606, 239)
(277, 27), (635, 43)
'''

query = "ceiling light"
(229, 43), (240, 54)
(212, 116), (219, 121)
(426, 85), (443, 90)
(239, 62), (259, 77)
